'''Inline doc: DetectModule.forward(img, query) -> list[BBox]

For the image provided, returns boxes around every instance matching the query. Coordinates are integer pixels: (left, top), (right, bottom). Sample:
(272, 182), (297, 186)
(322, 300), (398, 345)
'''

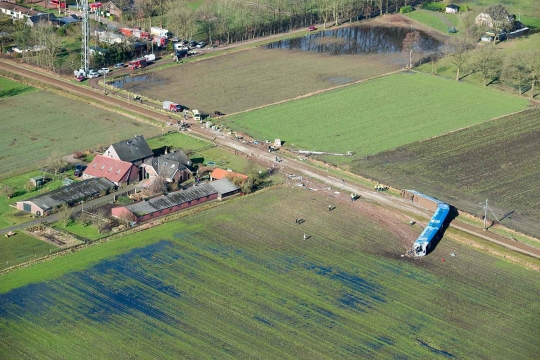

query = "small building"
(29, 176), (45, 187)
(103, 135), (154, 166)
(445, 4), (459, 14)
(16, 177), (115, 217)
(102, 0), (125, 18)
(83, 155), (139, 186)
(208, 178), (241, 199)
(210, 168), (248, 184)
(111, 183), (218, 222)
(26, 13), (56, 27)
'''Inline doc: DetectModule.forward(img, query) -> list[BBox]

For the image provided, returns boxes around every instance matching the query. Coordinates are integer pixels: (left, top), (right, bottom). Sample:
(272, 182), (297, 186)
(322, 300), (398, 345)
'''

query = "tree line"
(126, 0), (429, 44)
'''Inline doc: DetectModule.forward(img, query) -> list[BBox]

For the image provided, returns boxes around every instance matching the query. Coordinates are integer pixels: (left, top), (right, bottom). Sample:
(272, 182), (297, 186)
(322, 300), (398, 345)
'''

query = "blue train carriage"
(413, 203), (450, 256)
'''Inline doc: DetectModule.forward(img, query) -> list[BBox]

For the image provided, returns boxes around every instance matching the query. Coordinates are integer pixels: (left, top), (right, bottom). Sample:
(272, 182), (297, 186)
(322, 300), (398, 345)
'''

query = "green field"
(0, 77), (37, 98)
(0, 89), (160, 178)
(0, 187), (538, 358)
(0, 232), (56, 269)
(406, 10), (460, 34)
(120, 46), (405, 114)
(353, 107), (540, 237)
(220, 72), (529, 165)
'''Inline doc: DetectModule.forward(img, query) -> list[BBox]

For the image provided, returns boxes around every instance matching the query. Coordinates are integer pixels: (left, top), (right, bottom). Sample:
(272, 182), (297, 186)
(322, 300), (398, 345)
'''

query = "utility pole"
(103, 70), (106, 94)
(484, 199), (488, 230)
(82, 0), (90, 74)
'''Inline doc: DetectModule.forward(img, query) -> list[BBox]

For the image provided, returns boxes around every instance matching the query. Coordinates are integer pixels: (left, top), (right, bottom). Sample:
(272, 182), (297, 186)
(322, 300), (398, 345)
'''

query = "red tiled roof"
(84, 155), (135, 183)
(210, 168), (248, 182)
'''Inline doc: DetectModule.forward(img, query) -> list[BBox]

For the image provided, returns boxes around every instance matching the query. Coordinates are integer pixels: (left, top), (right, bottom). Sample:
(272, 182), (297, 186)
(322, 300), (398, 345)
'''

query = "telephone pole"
(483, 199), (488, 230)
(81, 0), (90, 73)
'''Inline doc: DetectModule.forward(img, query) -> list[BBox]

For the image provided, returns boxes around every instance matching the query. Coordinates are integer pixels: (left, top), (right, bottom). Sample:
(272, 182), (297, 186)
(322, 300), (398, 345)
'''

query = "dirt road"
(1, 59), (539, 259)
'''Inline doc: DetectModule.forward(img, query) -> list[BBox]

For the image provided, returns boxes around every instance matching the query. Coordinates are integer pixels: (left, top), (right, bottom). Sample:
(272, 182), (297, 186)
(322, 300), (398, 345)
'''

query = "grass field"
(352, 107), (540, 237)
(0, 232), (57, 269)
(0, 90), (160, 178)
(120, 47), (405, 114)
(406, 10), (460, 34)
(220, 72), (529, 165)
(0, 77), (37, 98)
(0, 187), (538, 358)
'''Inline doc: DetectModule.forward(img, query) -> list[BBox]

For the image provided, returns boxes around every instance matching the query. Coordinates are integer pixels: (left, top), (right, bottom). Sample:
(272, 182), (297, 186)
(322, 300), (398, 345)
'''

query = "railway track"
(2, 59), (539, 260)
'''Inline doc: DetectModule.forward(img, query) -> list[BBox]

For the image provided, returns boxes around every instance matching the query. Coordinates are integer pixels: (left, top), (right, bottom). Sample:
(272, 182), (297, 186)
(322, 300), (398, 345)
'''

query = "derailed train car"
(402, 190), (450, 256)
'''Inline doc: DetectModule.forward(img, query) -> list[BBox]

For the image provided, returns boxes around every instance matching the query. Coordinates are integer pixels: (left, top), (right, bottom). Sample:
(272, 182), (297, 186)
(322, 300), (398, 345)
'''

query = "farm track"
(1, 59), (539, 260)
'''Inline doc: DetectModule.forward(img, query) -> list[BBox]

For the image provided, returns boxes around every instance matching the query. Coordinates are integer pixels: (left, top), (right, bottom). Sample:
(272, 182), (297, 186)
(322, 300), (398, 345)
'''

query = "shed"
(210, 168), (248, 184)
(445, 4), (459, 13)
(208, 178), (241, 199)
(29, 176), (45, 187)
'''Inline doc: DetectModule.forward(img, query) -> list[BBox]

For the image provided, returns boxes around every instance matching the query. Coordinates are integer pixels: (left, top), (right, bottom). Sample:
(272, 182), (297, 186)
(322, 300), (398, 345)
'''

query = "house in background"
(16, 177), (115, 217)
(445, 4), (459, 14)
(0, 2), (43, 20)
(102, 0), (126, 18)
(103, 135), (154, 166)
(83, 155), (139, 186)
(26, 13), (56, 27)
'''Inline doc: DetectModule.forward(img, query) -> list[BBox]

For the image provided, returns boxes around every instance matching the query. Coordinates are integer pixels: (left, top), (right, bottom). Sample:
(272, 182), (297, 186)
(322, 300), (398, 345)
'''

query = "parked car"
(196, 41), (206, 48)
(308, 26), (317, 31)
(76, 75), (85, 82)
(87, 70), (100, 78)
(189, 40), (197, 47)
(98, 68), (110, 74)
(114, 63), (125, 69)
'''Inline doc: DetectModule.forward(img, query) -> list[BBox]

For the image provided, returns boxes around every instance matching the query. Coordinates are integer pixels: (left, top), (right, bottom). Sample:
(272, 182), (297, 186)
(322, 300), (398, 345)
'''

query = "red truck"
(128, 58), (147, 70)
(163, 101), (182, 112)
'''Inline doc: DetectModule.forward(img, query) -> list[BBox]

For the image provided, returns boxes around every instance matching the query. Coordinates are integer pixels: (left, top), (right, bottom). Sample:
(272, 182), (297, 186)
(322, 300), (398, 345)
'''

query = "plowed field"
(352, 108), (540, 237)
(1, 187), (538, 359)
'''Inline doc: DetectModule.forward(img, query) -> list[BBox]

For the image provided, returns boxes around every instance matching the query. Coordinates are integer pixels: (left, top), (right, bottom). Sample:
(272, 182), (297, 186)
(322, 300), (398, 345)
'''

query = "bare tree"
(503, 53), (528, 96)
(444, 36), (474, 81)
(1, 185), (16, 199)
(402, 31), (421, 69)
(45, 153), (67, 176)
(57, 204), (73, 226)
(523, 51), (540, 99)
(146, 175), (167, 196)
(473, 45), (503, 86)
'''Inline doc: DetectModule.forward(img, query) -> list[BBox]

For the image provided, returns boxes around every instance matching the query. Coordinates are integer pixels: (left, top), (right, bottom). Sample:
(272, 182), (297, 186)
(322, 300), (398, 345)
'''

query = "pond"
(265, 26), (441, 55)
(109, 74), (166, 89)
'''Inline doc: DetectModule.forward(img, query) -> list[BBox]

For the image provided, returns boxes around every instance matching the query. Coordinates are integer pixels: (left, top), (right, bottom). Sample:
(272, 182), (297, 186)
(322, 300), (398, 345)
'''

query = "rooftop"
(84, 155), (135, 183)
(110, 135), (153, 163)
(208, 178), (240, 195)
(22, 177), (115, 211)
(210, 168), (248, 183)
(125, 183), (217, 217)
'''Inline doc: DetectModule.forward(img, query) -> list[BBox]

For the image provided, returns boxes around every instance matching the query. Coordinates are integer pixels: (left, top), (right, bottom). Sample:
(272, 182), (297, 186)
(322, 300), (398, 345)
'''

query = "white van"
(192, 109), (201, 121)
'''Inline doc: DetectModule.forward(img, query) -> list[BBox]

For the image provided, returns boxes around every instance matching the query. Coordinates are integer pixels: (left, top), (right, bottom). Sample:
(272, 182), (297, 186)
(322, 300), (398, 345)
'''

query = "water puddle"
(265, 25), (441, 55)
(109, 75), (165, 89)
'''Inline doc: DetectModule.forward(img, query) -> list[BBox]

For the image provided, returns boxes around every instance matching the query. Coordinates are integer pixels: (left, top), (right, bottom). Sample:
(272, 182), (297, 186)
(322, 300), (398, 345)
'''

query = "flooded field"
(266, 26), (441, 55)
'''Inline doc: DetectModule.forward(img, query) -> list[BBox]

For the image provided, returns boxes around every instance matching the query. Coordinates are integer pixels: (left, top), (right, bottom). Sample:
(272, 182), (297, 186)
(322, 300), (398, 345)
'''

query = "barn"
(112, 183), (218, 222)
(16, 178), (115, 217)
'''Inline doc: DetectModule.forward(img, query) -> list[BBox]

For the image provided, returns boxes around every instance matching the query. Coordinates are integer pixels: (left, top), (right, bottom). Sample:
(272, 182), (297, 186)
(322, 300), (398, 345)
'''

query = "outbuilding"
(111, 183), (218, 223)
(16, 177), (115, 217)
(208, 178), (241, 199)
(445, 4), (459, 14)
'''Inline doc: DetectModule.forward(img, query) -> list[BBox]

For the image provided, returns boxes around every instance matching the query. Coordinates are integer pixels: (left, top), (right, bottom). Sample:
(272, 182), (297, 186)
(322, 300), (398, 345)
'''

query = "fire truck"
(128, 58), (147, 70)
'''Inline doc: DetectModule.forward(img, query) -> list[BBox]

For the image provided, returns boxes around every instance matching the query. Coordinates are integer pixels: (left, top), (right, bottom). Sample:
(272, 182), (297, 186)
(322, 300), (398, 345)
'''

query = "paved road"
(0, 183), (139, 235)
(2, 60), (539, 259)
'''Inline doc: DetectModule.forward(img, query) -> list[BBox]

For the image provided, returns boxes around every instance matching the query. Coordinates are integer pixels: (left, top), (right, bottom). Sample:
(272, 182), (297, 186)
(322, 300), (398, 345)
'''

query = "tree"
(57, 203), (73, 227)
(484, 4), (512, 33)
(402, 31), (421, 69)
(523, 51), (540, 99)
(460, 11), (486, 41)
(146, 175), (167, 196)
(503, 53), (528, 96)
(1, 185), (15, 199)
(444, 36), (473, 81)
(45, 153), (67, 176)
(473, 44), (503, 86)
